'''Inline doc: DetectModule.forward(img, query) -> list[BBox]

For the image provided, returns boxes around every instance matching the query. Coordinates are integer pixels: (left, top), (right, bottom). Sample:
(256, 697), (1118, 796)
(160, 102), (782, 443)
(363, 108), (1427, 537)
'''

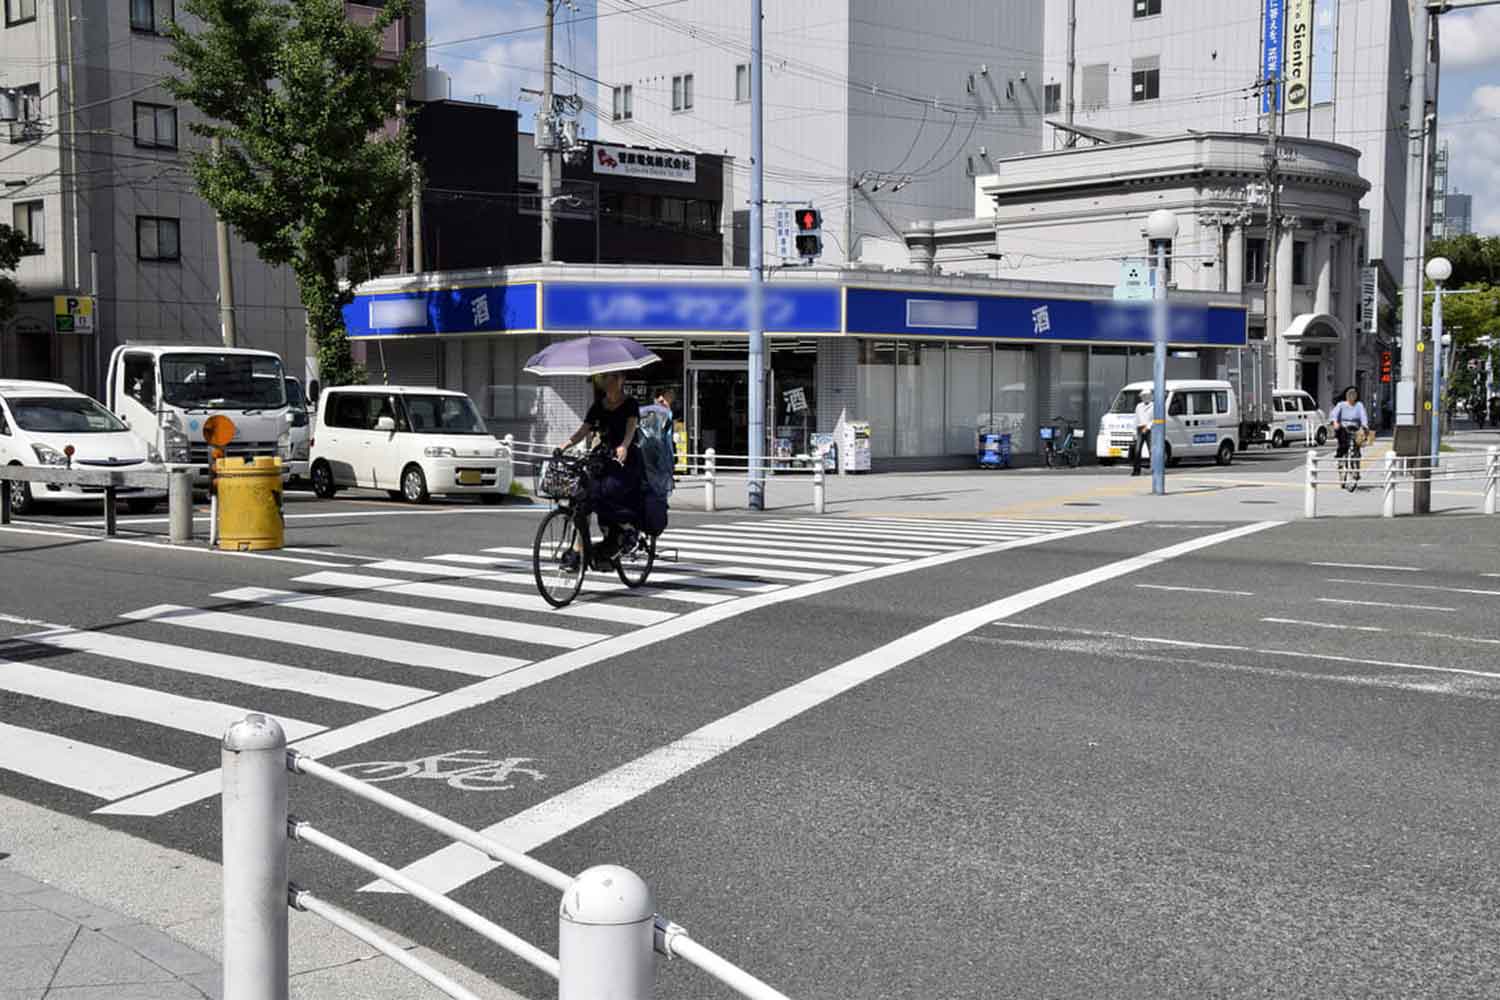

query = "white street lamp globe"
(1146, 209), (1179, 240)
(1426, 256), (1453, 284)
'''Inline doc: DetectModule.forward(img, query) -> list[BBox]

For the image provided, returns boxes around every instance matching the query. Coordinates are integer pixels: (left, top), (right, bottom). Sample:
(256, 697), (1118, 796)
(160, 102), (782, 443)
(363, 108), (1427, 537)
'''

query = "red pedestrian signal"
(794, 207), (822, 261)
(796, 209), (820, 231)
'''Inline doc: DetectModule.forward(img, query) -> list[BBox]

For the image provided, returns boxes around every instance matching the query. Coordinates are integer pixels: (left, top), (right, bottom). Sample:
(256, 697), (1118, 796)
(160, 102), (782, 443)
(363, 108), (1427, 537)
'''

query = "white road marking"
(1309, 562), (1423, 572)
(216, 585), (622, 646)
(721, 523), (966, 552)
(1261, 617), (1386, 633)
(120, 604), (527, 677)
(482, 547), (826, 582)
(429, 554), (780, 595)
(356, 559), (725, 608)
(1135, 583), (1255, 597)
(1262, 617), (1500, 647)
(12, 627), (431, 710)
(0, 611), (69, 631)
(655, 537), (904, 566)
(775, 517), (1057, 539)
(1326, 578), (1500, 597)
(69, 506), (535, 527)
(0, 657), (324, 739)
(638, 546), (876, 573)
(661, 529), (944, 559)
(366, 521), (1279, 895)
(0, 524), (348, 567)
(1317, 597), (1456, 613)
(0, 722), (191, 800)
(280, 547), (383, 561)
(843, 516), (1093, 533)
(101, 519), (1136, 818)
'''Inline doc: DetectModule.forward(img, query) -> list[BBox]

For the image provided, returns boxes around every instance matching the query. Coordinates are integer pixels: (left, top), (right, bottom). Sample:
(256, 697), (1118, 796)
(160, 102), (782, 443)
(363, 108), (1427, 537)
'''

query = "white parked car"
(1268, 389), (1329, 448)
(309, 385), (513, 503)
(1096, 379), (1240, 467)
(0, 380), (166, 515)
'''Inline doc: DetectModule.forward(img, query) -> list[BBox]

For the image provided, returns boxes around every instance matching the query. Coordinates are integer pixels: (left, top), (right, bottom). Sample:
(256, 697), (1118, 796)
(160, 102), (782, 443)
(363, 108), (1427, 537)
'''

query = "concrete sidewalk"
(0, 796), (525, 1000)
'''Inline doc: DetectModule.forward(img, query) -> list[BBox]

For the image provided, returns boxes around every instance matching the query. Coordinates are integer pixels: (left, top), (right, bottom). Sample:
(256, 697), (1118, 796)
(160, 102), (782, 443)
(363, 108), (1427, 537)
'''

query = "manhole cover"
(1064, 501), (1102, 507)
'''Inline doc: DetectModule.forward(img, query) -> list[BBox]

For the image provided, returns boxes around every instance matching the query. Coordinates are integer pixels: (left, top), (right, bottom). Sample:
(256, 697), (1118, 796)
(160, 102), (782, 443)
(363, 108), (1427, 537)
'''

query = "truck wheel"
(1215, 440), (1234, 466)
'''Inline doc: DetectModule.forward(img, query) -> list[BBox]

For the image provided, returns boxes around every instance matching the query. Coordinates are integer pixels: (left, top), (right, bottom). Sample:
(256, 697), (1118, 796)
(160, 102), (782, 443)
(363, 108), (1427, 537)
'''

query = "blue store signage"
(844, 288), (1247, 348)
(343, 283), (539, 338)
(1261, 0), (1285, 113)
(541, 282), (841, 333)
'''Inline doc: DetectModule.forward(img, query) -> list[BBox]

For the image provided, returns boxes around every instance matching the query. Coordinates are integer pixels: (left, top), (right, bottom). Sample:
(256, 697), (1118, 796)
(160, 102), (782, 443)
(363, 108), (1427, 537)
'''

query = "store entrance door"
(688, 363), (775, 466)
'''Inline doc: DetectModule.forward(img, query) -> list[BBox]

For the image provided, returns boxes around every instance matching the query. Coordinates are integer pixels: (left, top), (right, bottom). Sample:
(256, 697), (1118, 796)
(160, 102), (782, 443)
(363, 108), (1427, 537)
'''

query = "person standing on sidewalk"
(1130, 389), (1154, 477)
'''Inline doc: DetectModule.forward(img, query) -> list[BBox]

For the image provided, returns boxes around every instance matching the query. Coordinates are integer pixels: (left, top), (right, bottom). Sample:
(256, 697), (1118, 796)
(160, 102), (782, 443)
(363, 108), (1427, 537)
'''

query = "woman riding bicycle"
(1329, 385), (1369, 460)
(556, 371), (642, 570)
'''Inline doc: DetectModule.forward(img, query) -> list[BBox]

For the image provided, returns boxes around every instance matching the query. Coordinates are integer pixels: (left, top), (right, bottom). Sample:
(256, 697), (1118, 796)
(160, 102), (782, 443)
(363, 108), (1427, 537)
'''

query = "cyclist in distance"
(556, 371), (643, 570)
(1328, 384), (1369, 462)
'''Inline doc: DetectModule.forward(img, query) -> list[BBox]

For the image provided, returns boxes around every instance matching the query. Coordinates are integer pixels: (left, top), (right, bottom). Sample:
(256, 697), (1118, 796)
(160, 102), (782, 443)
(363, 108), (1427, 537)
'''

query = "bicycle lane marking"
(368, 520), (1283, 897)
(96, 519), (1136, 818)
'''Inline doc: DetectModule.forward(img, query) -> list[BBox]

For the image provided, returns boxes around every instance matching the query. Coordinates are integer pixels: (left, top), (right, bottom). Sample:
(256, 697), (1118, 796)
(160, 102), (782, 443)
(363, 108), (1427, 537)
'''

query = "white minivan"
(1268, 389), (1329, 448)
(309, 386), (513, 503)
(1096, 379), (1240, 467)
(0, 380), (166, 514)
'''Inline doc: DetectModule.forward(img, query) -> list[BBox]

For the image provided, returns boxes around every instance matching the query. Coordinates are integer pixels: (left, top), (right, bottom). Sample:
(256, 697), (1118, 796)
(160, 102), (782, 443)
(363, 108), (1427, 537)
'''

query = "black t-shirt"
(586, 395), (640, 450)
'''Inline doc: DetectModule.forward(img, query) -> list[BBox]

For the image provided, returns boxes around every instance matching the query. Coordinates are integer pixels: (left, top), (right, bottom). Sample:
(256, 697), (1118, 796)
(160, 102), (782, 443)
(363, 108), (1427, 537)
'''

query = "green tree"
(166, 0), (414, 386)
(1424, 282), (1500, 424)
(1427, 233), (1500, 287)
(0, 223), (39, 327)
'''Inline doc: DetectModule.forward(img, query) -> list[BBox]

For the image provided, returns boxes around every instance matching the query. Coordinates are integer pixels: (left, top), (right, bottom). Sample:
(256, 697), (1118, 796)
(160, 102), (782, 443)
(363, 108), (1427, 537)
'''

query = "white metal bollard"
(169, 469), (194, 544)
(704, 448), (717, 513)
(1304, 449), (1317, 519)
(558, 865), (656, 1000)
(1383, 452), (1398, 519)
(812, 462), (826, 515)
(1486, 446), (1499, 516)
(222, 714), (289, 1000)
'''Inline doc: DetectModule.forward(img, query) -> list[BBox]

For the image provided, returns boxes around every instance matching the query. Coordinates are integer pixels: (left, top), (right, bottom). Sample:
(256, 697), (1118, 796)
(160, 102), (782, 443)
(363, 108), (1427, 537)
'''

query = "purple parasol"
(522, 336), (662, 377)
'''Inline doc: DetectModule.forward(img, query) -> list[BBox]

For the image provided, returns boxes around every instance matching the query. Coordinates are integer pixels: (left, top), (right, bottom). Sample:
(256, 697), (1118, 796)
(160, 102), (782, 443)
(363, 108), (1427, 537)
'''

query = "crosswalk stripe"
(292, 572), (682, 626)
(656, 538), (900, 567)
(648, 547), (871, 572)
(0, 657), (325, 740)
(122, 605), (527, 678)
(429, 555), (777, 598)
(482, 547), (825, 582)
(661, 529), (946, 558)
(14, 628), (431, 711)
(761, 518), (1039, 541)
(0, 722), (192, 800)
(359, 559), (727, 607)
(216, 586), (621, 647)
(846, 516), (1088, 532)
(720, 523), (964, 553)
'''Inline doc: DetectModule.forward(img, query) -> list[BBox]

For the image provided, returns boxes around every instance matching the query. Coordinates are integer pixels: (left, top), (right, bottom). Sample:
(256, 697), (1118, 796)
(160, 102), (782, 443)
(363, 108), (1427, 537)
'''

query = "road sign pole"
(747, 0), (765, 511)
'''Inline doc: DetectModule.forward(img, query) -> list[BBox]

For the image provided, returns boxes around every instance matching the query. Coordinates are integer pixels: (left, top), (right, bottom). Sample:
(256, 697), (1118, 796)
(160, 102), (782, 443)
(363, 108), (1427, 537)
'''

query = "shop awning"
(1280, 312), (1344, 344)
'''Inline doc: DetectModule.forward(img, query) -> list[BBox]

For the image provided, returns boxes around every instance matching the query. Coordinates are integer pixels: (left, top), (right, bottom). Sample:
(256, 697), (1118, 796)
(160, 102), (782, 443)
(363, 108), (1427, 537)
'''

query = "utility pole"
(539, 0), (557, 264)
(212, 136), (238, 348)
(1262, 71), (1281, 413)
(747, 0), (766, 511)
(1063, 0), (1077, 147)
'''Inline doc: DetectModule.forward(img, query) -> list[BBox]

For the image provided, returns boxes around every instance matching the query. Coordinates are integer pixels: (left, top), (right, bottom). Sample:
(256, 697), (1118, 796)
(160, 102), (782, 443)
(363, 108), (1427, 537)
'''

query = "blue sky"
(426, 2), (1500, 235)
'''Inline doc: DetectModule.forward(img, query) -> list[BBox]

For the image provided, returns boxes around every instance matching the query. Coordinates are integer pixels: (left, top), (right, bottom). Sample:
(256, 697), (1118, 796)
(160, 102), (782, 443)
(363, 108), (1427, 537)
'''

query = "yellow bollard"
(214, 455), (285, 551)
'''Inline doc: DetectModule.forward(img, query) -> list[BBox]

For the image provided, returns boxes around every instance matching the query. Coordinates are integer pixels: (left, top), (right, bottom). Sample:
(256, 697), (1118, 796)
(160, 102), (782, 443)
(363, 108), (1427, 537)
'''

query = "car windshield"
(284, 377), (306, 408)
(401, 395), (489, 435)
(1110, 389), (1145, 414)
(8, 396), (128, 433)
(161, 353), (286, 409)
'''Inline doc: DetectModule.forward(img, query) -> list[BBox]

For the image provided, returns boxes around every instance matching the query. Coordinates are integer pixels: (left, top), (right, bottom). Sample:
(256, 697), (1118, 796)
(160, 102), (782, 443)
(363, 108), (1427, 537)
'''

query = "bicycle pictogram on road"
(335, 750), (546, 791)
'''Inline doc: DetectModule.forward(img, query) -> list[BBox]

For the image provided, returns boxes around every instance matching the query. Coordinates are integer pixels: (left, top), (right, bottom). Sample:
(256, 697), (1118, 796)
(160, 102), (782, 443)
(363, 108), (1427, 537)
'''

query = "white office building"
(594, 0), (1047, 268)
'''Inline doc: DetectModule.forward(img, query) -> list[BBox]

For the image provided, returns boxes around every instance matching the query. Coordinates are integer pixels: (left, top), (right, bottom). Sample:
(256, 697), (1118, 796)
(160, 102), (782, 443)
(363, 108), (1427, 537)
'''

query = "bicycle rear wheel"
(616, 532), (656, 588)
(533, 507), (585, 608)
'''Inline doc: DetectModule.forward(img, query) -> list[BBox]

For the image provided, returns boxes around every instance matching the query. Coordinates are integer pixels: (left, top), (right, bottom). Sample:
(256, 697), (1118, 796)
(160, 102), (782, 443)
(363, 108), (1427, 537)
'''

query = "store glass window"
(946, 342), (992, 454)
(993, 347), (1035, 454)
(896, 341), (945, 457)
(856, 339), (896, 459)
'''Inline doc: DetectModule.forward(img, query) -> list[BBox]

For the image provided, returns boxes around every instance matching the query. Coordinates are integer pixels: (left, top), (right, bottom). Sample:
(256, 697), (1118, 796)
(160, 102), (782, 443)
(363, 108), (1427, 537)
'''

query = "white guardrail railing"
(1304, 445), (1500, 518)
(502, 436), (827, 514)
(222, 714), (794, 1000)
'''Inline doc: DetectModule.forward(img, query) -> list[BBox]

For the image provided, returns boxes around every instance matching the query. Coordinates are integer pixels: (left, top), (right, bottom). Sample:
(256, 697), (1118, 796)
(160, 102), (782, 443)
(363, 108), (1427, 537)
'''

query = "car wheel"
(126, 498), (160, 515)
(1271, 429), (1286, 449)
(401, 464), (430, 504)
(310, 460), (337, 499)
(7, 466), (34, 515)
(1215, 440), (1234, 466)
(1315, 426), (1329, 446)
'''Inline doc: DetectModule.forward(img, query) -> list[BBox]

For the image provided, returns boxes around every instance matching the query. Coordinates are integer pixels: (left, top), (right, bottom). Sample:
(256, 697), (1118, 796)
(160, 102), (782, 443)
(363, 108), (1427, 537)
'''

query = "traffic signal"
(794, 207), (822, 261)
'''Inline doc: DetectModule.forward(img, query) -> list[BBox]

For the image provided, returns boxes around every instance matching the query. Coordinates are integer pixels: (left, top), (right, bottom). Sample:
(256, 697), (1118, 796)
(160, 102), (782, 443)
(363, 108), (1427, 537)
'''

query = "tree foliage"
(166, 0), (414, 386)
(1427, 234), (1500, 288)
(0, 223), (39, 326)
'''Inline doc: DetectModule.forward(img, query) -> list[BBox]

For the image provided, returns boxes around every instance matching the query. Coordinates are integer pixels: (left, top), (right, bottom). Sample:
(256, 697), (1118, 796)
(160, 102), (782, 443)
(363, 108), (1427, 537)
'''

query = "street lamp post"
(1427, 256), (1452, 464)
(1147, 209), (1178, 496)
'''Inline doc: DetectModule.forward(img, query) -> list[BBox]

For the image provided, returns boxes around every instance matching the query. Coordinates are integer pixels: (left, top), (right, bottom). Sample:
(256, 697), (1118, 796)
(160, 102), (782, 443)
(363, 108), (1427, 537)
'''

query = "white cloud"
(1441, 85), (1500, 234)
(424, 0), (548, 114)
(1440, 8), (1500, 71)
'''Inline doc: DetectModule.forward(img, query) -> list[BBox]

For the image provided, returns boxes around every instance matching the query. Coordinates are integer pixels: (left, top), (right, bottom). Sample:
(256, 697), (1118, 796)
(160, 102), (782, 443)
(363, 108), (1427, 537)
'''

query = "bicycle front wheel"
(616, 532), (656, 589)
(1066, 445), (1083, 468)
(533, 507), (585, 608)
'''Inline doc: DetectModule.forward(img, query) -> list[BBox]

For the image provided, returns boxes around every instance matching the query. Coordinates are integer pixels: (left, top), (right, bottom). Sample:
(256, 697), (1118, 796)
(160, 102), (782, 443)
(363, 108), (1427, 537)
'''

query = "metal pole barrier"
(209, 492), (219, 549)
(103, 485), (117, 536)
(222, 713), (289, 1000)
(169, 469), (194, 544)
(1304, 449), (1317, 519)
(558, 865), (655, 1000)
(704, 449), (717, 513)
(2, 474), (11, 524)
(1486, 445), (1498, 516)
(812, 461), (825, 514)
(1383, 451), (1398, 519)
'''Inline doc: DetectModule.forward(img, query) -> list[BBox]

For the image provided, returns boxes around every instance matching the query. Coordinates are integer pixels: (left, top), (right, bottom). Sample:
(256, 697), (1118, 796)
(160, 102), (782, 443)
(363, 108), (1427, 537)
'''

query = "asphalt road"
(2, 490), (1498, 998)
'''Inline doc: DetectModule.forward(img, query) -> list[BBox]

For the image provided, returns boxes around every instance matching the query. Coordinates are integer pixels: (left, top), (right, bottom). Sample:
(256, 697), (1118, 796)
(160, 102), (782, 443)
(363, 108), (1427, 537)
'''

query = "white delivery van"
(0, 380), (166, 514)
(309, 386), (513, 503)
(1268, 389), (1329, 448)
(106, 345), (293, 480)
(1096, 379), (1240, 466)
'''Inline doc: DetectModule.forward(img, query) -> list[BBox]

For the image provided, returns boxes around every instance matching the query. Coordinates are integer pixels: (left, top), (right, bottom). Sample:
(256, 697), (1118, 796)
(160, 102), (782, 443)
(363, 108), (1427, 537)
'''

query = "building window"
(735, 64), (749, 103)
(672, 73), (694, 111)
(132, 102), (178, 149)
(130, 0), (172, 33)
(1131, 57), (1160, 103)
(137, 216), (180, 262)
(1245, 237), (1267, 284)
(611, 84), (632, 121)
(1080, 63), (1108, 112)
(6, 83), (42, 143)
(1134, 0), (1162, 16)
(1044, 82), (1061, 115)
(11, 200), (43, 253)
(1293, 240), (1308, 285)
(4, 0), (36, 26)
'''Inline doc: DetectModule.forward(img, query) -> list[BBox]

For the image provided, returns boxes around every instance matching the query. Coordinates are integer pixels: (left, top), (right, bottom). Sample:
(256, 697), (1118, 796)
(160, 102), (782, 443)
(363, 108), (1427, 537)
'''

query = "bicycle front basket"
(537, 459), (582, 500)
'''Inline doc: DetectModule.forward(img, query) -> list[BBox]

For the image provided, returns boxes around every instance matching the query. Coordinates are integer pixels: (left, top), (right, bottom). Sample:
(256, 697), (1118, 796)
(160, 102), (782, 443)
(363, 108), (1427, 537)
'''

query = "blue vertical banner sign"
(1311, 0), (1337, 106)
(1261, 0), (1285, 114)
